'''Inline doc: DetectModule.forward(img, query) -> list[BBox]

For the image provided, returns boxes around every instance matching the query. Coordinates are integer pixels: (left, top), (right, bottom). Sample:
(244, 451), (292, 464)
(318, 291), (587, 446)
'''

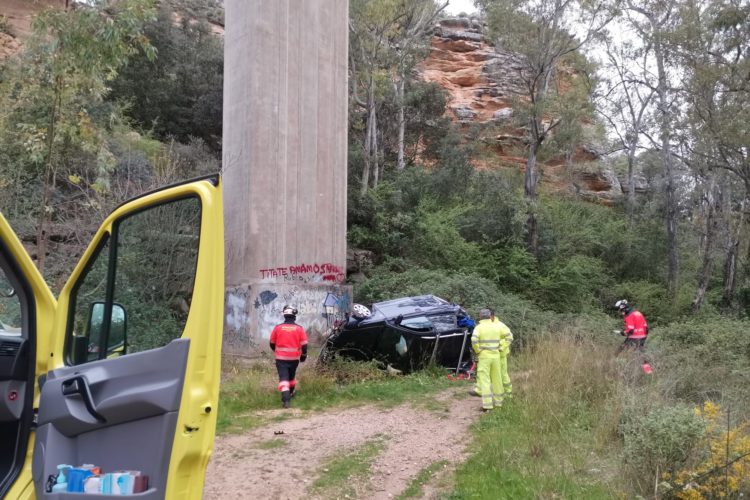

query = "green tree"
(108, 1), (223, 151)
(596, 36), (656, 223)
(677, 0), (750, 306)
(625, 0), (683, 297)
(478, 0), (611, 256)
(0, 0), (156, 275)
(349, 0), (447, 195)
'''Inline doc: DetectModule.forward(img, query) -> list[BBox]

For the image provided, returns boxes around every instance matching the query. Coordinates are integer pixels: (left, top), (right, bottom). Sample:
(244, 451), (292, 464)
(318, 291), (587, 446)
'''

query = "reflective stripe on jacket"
(270, 323), (308, 360)
(472, 319), (511, 358)
(623, 310), (648, 339)
(493, 317), (513, 352)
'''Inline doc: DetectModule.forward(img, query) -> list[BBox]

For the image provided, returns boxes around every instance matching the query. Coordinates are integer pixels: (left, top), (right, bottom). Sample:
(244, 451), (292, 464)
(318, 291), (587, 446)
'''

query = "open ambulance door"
(1, 175), (224, 500)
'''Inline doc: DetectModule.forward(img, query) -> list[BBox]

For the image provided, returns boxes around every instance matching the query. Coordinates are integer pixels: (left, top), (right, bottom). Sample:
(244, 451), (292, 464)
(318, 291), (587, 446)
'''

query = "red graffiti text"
(259, 263), (345, 283)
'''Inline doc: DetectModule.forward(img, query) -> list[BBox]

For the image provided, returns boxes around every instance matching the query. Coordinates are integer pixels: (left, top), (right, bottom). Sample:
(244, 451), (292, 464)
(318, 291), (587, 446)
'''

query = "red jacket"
(270, 322), (308, 361)
(623, 310), (648, 339)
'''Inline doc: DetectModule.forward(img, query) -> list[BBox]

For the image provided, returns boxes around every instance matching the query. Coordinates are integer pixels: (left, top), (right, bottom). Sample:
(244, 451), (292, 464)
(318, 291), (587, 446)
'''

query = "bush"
(649, 317), (750, 405)
(409, 202), (488, 273)
(354, 263), (504, 311)
(108, 4), (223, 151)
(668, 402), (750, 499)
(459, 169), (526, 248)
(620, 404), (705, 478)
(537, 255), (611, 313)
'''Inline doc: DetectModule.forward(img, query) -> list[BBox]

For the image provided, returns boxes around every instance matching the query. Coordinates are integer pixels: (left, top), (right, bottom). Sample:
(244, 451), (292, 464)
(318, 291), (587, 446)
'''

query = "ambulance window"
(111, 196), (201, 354)
(65, 196), (200, 365)
(66, 236), (112, 364)
(0, 265), (22, 338)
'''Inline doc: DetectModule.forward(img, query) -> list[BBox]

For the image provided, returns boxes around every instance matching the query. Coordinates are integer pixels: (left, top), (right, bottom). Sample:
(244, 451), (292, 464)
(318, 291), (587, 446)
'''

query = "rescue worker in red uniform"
(614, 299), (648, 353)
(270, 305), (308, 408)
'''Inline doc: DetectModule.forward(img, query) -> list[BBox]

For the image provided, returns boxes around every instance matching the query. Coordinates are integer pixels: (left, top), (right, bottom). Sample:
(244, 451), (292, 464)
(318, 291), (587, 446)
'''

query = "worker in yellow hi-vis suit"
(491, 309), (513, 398)
(472, 308), (511, 411)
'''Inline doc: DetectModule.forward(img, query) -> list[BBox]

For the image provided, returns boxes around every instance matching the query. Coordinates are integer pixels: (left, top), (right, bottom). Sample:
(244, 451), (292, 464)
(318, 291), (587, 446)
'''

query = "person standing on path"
(270, 305), (308, 408)
(471, 308), (511, 411)
(491, 309), (513, 399)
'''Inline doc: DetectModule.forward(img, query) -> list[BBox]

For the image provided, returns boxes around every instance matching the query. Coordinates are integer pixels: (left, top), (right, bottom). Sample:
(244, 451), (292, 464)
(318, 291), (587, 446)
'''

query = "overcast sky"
(445, 0), (478, 15)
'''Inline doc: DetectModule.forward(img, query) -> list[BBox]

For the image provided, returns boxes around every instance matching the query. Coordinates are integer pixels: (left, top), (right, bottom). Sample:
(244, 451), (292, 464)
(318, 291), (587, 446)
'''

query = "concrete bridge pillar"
(222, 0), (350, 354)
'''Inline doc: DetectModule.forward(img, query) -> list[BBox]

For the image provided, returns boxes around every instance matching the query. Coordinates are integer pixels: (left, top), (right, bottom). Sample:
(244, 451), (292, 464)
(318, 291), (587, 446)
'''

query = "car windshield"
(369, 295), (453, 322)
(400, 313), (458, 333)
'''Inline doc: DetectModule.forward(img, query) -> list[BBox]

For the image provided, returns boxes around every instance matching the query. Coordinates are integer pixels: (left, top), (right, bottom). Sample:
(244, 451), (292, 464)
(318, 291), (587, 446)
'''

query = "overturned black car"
(319, 295), (475, 373)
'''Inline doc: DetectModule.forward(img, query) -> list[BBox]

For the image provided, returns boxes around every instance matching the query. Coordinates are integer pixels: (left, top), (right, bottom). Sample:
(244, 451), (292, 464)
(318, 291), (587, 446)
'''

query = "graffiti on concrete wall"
(256, 285), (351, 341)
(258, 262), (345, 283)
(224, 285), (256, 350)
(224, 283), (353, 356)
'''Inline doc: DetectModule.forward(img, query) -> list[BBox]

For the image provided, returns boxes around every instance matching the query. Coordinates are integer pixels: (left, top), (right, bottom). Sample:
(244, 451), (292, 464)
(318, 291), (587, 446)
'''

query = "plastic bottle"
(51, 464), (72, 492)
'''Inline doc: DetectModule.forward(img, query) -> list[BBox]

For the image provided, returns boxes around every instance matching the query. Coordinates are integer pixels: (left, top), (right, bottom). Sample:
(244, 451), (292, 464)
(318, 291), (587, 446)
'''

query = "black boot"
(281, 390), (291, 409)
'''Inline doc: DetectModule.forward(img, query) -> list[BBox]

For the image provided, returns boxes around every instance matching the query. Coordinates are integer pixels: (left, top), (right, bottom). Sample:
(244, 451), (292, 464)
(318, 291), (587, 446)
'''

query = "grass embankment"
(217, 357), (455, 434)
(449, 335), (634, 499)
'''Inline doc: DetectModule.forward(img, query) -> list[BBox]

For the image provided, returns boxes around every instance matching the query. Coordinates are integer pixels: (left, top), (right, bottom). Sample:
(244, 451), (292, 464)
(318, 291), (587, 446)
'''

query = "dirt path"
(203, 387), (480, 499)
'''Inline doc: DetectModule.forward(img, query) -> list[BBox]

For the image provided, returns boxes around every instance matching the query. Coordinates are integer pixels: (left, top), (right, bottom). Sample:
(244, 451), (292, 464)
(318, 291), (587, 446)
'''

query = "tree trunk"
(396, 77), (406, 171)
(723, 197), (746, 305)
(627, 142), (637, 224)
(36, 76), (64, 276)
(692, 174), (718, 311)
(525, 138), (540, 256)
(371, 109), (380, 189)
(360, 80), (377, 196)
(655, 35), (679, 297)
(35, 179), (51, 276)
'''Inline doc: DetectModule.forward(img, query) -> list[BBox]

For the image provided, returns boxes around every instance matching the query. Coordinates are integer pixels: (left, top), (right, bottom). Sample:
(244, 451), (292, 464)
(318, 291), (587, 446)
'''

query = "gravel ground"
(203, 387), (480, 499)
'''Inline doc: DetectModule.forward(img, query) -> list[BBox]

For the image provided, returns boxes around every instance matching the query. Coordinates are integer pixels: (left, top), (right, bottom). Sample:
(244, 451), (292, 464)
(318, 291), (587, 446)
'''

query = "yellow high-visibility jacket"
(472, 318), (512, 358)
(492, 317), (513, 353)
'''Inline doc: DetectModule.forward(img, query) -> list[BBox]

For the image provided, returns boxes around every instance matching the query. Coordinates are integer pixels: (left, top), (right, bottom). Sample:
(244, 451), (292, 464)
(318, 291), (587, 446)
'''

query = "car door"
(2, 175), (223, 500)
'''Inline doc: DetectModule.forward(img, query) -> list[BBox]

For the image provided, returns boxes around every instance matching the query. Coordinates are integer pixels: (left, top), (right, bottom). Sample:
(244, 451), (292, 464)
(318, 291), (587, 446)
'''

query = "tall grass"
(449, 334), (629, 499)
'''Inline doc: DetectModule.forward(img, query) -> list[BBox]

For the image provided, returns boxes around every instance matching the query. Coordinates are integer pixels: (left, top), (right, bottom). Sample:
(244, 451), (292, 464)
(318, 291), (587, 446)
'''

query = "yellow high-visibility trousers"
(477, 354), (503, 410)
(499, 353), (512, 396)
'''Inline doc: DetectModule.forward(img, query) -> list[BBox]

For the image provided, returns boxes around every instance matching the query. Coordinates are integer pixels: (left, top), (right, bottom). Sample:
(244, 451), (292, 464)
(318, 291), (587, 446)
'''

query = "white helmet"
(282, 305), (298, 317)
(614, 299), (629, 311)
(352, 303), (371, 319)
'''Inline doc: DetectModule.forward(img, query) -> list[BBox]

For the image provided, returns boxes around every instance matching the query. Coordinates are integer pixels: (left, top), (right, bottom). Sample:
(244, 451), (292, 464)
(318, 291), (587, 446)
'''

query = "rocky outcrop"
(0, 32), (20, 60)
(0, 0), (67, 60)
(346, 248), (374, 284)
(420, 16), (522, 124)
(419, 16), (628, 204)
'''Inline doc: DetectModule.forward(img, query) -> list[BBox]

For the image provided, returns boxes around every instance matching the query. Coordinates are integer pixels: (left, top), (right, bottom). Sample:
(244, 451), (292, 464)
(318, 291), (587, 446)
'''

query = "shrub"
(409, 202), (489, 272)
(668, 401), (750, 499)
(355, 263), (503, 311)
(536, 255), (611, 313)
(605, 280), (671, 324)
(620, 404), (705, 479)
(649, 317), (750, 405)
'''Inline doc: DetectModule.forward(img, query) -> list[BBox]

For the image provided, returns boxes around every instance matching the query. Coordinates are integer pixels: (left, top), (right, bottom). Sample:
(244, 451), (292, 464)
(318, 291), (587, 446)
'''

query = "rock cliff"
(419, 16), (632, 205)
(1, 0), (66, 59)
